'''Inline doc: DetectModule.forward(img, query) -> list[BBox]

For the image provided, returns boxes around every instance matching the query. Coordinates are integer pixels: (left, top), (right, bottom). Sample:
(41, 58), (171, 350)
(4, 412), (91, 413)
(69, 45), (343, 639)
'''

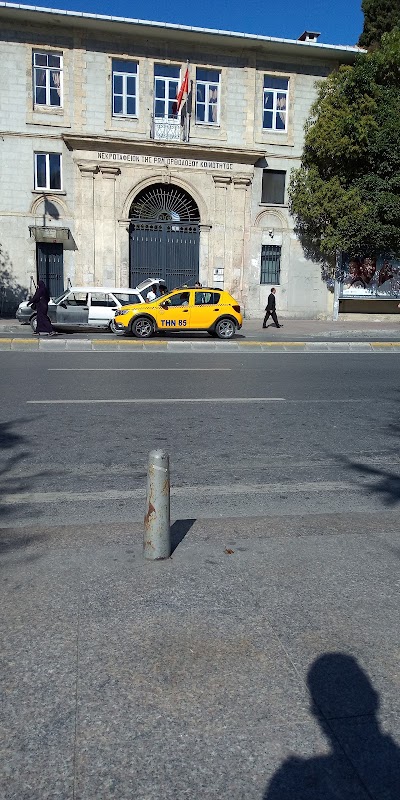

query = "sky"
(18, 0), (365, 47)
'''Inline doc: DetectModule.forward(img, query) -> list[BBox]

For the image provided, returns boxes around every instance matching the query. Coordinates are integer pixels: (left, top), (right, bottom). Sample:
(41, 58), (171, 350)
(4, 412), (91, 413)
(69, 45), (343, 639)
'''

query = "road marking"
(27, 397), (286, 404)
(0, 480), (367, 505)
(27, 398), (380, 405)
(47, 368), (232, 372)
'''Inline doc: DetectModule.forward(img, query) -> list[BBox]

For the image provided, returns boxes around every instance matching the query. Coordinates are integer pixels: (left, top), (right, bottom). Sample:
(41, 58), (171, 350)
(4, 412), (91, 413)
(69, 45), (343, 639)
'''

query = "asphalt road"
(1, 351), (400, 528)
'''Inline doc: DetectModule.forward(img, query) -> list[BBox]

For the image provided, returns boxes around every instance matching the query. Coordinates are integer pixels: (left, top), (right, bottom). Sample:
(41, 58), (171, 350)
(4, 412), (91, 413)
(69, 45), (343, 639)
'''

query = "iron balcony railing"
(151, 116), (188, 142)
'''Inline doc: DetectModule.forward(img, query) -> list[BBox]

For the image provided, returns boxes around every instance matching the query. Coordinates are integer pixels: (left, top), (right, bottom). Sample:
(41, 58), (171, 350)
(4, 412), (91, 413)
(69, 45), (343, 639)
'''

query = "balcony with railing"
(151, 116), (188, 143)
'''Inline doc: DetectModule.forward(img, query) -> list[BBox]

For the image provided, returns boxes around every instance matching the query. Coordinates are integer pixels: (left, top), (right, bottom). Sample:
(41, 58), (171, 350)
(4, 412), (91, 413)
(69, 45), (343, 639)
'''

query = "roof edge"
(0, 2), (365, 55)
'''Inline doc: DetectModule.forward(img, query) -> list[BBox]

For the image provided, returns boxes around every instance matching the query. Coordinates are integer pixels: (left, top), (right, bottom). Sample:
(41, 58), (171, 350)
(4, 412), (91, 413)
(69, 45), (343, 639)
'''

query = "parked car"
(16, 279), (166, 333)
(113, 287), (243, 339)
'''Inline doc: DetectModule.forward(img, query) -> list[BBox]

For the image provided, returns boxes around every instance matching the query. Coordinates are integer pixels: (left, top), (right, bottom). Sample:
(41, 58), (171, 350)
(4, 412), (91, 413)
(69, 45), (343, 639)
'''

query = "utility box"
(213, 268), (224, 290)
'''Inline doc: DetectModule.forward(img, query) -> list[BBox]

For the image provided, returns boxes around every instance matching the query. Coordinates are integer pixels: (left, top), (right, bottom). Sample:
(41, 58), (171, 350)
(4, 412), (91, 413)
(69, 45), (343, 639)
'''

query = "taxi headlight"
(115, 309), (130, 317)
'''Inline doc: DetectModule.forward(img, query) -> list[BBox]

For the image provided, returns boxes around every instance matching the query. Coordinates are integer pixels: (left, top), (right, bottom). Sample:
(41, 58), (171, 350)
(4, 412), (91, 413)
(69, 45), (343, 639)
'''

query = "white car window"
(90, 293), (116, 307)
(65, 292), (88, 306)
(54, 290), (69, 304)
(113, 292), (142, 305)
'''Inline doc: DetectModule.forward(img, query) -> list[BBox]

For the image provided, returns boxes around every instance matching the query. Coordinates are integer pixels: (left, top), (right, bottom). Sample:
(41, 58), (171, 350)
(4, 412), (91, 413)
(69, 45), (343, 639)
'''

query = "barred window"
(260, 245), (281, 284)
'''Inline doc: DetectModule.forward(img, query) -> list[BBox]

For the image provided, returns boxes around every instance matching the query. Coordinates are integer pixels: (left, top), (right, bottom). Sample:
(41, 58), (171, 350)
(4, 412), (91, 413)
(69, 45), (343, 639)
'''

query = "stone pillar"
(199, 224), (212, 286)
(231, 176), (252, 301)
(118, 220), (130, 287)
(97, 166), (121, 286)
(212, 175), (231, 290)
(77, 163), (97, 285)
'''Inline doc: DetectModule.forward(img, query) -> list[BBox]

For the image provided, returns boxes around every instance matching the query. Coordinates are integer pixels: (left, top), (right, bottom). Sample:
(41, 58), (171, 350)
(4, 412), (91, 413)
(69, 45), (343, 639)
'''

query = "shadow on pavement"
(264, 653), (400, 799)
(170, 518), (196, 554)
(0, 417), (50, 545)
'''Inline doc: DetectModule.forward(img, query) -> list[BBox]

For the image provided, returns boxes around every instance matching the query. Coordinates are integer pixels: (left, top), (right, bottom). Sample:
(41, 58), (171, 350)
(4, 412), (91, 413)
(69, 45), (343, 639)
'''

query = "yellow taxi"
(113, 287), (243, 339)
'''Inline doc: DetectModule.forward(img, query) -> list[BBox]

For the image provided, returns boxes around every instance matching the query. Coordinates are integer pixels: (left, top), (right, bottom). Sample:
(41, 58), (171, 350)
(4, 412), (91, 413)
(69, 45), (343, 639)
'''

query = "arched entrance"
(129, 183), (200, 289)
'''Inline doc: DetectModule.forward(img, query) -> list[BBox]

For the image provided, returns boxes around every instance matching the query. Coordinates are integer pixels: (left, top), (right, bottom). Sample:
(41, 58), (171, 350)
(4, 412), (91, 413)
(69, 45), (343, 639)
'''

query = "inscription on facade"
(97, 152), (234, 170)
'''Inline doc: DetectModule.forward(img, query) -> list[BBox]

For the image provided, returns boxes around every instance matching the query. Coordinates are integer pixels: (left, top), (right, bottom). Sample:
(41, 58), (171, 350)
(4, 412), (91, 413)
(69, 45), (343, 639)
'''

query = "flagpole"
(185, 60), (190, 143)
(187, 80), (193, 143)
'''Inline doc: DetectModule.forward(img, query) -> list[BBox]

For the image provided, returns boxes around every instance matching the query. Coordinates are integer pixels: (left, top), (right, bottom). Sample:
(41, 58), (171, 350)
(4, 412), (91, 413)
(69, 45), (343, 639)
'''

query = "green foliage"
(358, 0), (400, 48)
(288, 30), (400, 263)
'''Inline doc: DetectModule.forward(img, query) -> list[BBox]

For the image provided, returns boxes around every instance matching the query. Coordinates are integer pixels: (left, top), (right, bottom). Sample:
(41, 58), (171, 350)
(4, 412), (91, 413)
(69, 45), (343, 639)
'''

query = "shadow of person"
(263, 653), (400, 799)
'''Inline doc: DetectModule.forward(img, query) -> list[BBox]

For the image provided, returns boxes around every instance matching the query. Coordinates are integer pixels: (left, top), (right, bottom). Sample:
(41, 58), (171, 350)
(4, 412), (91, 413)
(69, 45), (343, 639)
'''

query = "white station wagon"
(16, 278), (166, 333)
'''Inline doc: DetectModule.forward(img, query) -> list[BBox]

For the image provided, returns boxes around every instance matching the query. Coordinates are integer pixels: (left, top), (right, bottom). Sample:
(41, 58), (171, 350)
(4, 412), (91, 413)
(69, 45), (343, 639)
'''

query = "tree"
(358, 0), (400, 48)
(288, 29), (400, 269)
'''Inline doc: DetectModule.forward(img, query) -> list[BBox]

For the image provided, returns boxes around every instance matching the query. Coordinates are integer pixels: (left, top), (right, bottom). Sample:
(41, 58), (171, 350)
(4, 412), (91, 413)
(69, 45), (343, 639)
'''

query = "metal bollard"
(143, 449), (171, 559)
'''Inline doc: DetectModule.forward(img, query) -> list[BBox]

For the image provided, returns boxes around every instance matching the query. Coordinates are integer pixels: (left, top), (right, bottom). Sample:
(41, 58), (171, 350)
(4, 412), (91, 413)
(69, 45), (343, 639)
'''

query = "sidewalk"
(2, 315), (400, 349)
(2, 512), (400, 798)
(2, 316), (400, 337)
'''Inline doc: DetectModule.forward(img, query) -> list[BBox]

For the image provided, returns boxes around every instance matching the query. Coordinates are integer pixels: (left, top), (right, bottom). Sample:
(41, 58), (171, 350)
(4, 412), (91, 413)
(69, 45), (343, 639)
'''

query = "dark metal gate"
(130, 222), (200, 290)
(36, 243), (64, 297)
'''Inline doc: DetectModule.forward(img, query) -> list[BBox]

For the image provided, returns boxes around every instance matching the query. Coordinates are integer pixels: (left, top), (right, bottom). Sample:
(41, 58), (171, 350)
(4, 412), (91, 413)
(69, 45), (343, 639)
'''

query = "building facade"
(0, 3), (361, 317)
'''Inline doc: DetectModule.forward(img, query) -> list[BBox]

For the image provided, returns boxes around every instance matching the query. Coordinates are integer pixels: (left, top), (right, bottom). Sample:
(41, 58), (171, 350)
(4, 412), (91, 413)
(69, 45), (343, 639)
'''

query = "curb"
(2, 338), (400, 352)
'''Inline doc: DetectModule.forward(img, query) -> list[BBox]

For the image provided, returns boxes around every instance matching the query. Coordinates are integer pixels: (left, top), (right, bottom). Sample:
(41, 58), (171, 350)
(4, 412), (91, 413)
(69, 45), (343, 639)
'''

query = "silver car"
(16, 279), (166, 333)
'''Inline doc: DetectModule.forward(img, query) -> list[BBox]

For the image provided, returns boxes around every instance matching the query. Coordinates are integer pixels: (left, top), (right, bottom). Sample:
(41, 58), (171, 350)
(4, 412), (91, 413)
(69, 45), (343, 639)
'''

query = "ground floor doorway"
(129, 183), (200, 290)
(36, 242), (64, 297)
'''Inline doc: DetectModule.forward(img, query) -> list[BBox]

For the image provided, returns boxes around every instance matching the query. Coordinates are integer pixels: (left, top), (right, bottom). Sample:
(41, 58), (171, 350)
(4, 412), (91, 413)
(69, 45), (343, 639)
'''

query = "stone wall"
(0, 12), (342, 317)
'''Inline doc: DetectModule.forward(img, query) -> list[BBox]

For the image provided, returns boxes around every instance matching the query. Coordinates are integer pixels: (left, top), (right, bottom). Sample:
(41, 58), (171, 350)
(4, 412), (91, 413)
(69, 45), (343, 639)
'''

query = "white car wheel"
(110, 319), (125, 335)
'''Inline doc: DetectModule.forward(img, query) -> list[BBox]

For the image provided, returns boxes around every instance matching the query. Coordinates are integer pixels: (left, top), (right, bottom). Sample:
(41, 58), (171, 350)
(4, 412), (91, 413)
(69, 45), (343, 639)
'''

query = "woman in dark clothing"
(28, 280), (56, 335)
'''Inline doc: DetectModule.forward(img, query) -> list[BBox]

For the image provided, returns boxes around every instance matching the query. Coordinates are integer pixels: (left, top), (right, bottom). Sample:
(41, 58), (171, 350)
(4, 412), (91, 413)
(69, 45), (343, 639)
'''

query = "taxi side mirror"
(160, 300), (169, 309)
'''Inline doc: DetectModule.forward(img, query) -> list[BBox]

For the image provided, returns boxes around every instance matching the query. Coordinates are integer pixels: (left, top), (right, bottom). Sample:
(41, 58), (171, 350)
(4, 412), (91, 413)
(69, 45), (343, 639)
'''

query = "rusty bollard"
(144, 449), (171, 559)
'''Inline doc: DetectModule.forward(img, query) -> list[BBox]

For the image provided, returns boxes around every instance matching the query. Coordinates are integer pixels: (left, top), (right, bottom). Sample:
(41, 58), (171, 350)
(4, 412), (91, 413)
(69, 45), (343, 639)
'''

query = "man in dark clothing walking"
(263, 287), (282, 328)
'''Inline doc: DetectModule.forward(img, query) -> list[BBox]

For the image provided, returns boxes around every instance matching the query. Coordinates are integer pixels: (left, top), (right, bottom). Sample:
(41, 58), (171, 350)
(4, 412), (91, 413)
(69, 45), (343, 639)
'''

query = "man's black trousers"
(263, 310), (280, 327)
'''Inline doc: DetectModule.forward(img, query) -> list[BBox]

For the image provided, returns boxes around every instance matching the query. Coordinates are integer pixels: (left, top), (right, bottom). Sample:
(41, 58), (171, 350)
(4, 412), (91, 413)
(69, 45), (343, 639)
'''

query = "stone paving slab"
(1, 513), (400, 799)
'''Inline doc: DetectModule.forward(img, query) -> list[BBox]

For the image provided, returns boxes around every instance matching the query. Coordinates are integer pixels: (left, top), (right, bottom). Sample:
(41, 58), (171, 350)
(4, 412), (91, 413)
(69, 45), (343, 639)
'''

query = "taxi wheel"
(132, 317), (154, 338)
(215, 318), (236, 339)
(30, 315), (38, 333)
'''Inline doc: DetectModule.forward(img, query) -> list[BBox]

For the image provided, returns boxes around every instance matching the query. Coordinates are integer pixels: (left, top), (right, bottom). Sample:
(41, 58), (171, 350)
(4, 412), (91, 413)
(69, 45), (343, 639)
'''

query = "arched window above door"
(129, 183), (200, 223)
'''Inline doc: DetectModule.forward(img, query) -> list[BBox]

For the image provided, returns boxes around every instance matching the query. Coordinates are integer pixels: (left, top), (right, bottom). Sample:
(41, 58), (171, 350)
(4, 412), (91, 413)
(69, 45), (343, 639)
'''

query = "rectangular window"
(195, 291), (221, 305)
(113, 292), (142, 305)
(260, 245), (281, 284)
(33, 51), (62, 107)
(196, 68), (220, 124)
(154, 64), (180, 119)
(90, 293), (116, 307)
(262, 170), (286, 204)
(34, 153), (62, 190)
(263, 75), (288, 132)
(112, 59), (138, 117)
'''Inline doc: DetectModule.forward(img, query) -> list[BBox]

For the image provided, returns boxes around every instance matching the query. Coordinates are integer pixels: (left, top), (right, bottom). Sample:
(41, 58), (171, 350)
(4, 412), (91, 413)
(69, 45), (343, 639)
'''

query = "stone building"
(0, 3), (361, 317)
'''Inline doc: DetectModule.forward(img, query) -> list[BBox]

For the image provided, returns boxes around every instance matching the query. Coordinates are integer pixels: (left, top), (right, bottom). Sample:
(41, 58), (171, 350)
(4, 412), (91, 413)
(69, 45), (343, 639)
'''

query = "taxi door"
(156, 291), (192, 332)
(190, 290), (222, 329)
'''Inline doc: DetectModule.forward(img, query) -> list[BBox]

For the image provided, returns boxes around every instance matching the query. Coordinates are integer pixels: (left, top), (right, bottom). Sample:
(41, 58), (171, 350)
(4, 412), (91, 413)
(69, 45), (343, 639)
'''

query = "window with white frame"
(154, 64), (180, 120)
(196, 68), (220, 124)
(34, 153), (62, 191)
(263, 75), (289, 132)
(33, 51), (63, 107)
(112, 59), (138, 117)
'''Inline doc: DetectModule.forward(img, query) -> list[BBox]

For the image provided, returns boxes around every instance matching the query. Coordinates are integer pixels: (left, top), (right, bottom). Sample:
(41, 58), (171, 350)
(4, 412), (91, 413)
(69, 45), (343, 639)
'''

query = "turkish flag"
(175, 67), (189, 113)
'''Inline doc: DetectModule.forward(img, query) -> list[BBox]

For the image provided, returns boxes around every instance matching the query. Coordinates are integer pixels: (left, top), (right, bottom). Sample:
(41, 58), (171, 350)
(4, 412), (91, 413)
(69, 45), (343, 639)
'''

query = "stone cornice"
(64, 133), (265, 167)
